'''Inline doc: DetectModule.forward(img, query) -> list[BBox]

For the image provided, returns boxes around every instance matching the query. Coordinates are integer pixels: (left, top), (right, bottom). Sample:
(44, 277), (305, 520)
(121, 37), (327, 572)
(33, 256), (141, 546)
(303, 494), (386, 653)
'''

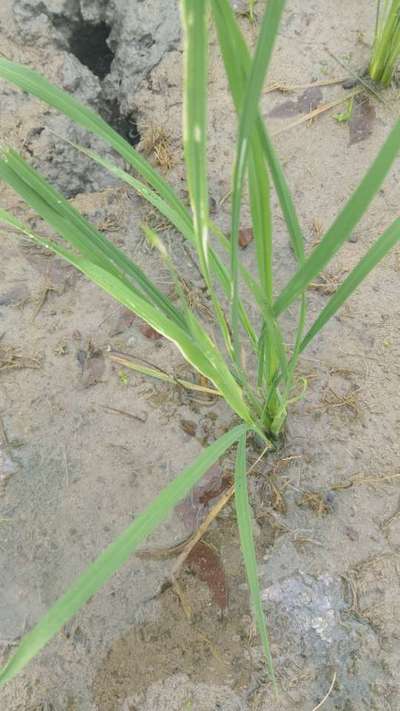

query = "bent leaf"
(301, 218), (400, 350)
(274, 120), (400, 316)
(0, 58), (191, 229)
(0, 425), (247, 686)
(0, 210), (252, 424)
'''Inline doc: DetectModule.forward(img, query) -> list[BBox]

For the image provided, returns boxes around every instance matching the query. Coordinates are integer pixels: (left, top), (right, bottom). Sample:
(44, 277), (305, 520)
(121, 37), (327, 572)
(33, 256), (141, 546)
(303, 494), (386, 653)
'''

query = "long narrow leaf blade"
(0, 58), (257, 347)
(0, 425), (247, 686)
(210, 0), (305, 385)
(234, 433), (276, 688)
(274, 120), (400, 316)
(301, 218), (400, 351)
(229, 0), (286, 360)
(182, 0), (209, 274)
(61, 140), (196, 245)
(181, 0), (236, 359)
(0, 58), (191, 229)
(248, 149), (273, 301)
(0, 148), (187, 330)
(59, 137), (258, 344)
(0, 209), (252, 424)
(211, 0), (304, 264)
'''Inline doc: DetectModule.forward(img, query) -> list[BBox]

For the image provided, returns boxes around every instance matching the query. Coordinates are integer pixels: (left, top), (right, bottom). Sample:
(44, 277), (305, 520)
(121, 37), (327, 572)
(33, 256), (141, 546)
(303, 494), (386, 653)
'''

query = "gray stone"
(262, 571), (384, 708)
(62, 52), (102, 104)
(13, 0), (181, 108)
(28, 114), (119, 197)
(13, 0), (80, 46)
(102, 0), (181, 113)
(80, 0), (107, 23)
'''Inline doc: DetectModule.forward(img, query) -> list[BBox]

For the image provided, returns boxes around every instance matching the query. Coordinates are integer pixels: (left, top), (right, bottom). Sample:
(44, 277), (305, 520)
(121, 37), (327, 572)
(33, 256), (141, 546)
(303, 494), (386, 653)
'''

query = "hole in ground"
(100, 99), (141, 147)
(54, 14), (140, 150)
(65, 18), (140, 147)
(68, 20), (114, 79)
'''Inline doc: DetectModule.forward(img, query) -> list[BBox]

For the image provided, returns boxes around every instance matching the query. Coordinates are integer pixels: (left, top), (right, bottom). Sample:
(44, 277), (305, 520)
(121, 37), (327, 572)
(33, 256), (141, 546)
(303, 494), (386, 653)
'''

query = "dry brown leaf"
(180, 419), (197, 437)
(186, 541), (228, 610)
(176, 463), (231, 529)
(139, 323), (163, 340)
(81, 341), (105, 387)
(238, 227), (253, 248)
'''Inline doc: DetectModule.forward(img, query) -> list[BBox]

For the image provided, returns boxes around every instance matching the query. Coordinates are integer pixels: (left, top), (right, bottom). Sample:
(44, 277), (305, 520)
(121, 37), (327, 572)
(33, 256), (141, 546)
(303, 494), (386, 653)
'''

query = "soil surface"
(0, 1), (399, 709)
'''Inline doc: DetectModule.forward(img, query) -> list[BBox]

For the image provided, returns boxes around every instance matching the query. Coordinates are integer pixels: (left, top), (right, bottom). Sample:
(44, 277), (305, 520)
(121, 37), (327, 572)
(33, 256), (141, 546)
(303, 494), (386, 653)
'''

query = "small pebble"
(342, 78), (358, 89)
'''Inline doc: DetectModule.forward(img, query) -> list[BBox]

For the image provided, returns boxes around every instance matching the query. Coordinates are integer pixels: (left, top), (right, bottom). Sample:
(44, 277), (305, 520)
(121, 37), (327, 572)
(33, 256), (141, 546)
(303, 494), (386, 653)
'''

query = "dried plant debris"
(0, 342), (41, 371)
(268, 477), (288, 514)
(102, 405), (147, 424)
(97, 214), (121, 233)
(186, 540), (228, 611)
(180, 278), (214, 321)
(332, 471), (400, 491)
(176, 462), (232, 530)
(20, 238), (53, 258)
(33, 281), (64, 318)
(0, 418), (19, 494)
(77, 339), (106, 387)
(308, 269), (348, 295)
(140, 125), (174, 171)
(321, 384), (362, 417)
(349, 95), (376, 145)
(227, 227), (254, 249)
(238, 227), (254, 248)
(298, 489), (334, 516)
(258, 456), (302, 515)
(180, 418), (197, 437)
(141, 208), (171, 238)
(136, 535), (193, 561)
(139, 323), (163, 340)
(310, 217), (324, 244)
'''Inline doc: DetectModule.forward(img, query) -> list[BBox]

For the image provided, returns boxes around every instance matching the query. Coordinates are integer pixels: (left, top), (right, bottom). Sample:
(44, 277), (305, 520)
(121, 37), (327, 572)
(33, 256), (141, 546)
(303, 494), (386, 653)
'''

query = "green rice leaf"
(182, 0), (209, 274)
(0, 57), (255, 352)
(274, 120), (400, 316)
(0, 58), (191, 229)
(234, 432), (276, 689)
(229, 0), (286, 361)
(0, 54), (255, 340)
(57, 137), (258, 346)
(248, 151), (284, 389)
(209, 2), (304, 390)
(301, 218), (400, 350)
(211, 0), (305, 265)
(0, 209), (252, 424)
(0, 148), (187, 330)
(58, 139), (196, 244)
(370, 0), (400, 85)
(182, 0), (235, 358)
(248, 139), (273, 302)
(0, 424), (248, 687)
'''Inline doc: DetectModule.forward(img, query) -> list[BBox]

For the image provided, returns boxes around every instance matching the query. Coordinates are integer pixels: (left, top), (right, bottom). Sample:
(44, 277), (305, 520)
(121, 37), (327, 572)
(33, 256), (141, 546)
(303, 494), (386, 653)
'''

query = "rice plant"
(0, 0), (399, 688)
(247, 0), (257, 22)
(370, 0), (400, 85)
